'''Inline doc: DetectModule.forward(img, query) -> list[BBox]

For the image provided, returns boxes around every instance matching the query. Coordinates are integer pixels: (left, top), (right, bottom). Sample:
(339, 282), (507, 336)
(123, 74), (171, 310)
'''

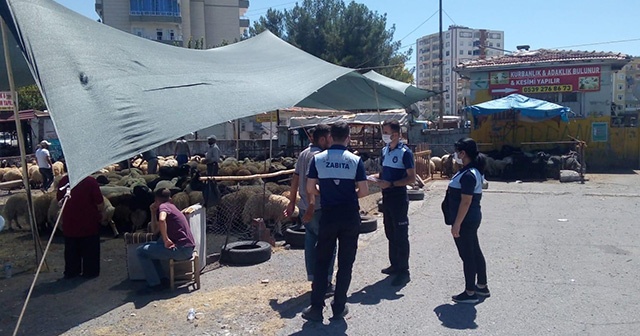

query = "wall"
(102, 0), (132, 32)
(408, 127), (470, 157)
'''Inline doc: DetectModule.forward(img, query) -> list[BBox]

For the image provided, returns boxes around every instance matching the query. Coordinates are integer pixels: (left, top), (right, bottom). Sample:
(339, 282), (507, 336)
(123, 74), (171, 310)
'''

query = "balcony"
(239, 17), (250, 28)
(239, 0), (250, 9)
(130, 11), (182, 23)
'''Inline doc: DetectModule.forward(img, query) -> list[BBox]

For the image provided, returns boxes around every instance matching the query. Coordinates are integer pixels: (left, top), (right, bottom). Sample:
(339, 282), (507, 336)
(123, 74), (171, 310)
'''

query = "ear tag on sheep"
(333, 179), (340, 185)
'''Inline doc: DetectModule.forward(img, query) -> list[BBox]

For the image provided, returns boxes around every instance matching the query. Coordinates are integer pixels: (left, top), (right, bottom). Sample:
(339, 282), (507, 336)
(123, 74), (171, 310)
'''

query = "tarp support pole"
(1, 18), (47, 270)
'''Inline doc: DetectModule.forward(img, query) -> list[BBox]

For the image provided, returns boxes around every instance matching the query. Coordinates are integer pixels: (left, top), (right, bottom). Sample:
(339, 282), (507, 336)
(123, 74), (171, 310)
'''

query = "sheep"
(3, 193), (29, 230)
(34, 193), (55, 233)
(217, 187), (270, 229)
(100, 196), (119, 237)
(242, 193), (298, 236)
(441, 154), (453, 177)
(428, 160), (436, 178)
(265, 182), (289, 195)
(281, 190), (301, 204)
(2, 167), (22, 182)
(162, 158), (179, 167)
(188, 191), (204, 206)
(30, 168), (43, 189)
(430, 156), (443, 173)
(47, 197), (63, 232)
(171, 191), (191, 211)
(52, 161), (65, 177)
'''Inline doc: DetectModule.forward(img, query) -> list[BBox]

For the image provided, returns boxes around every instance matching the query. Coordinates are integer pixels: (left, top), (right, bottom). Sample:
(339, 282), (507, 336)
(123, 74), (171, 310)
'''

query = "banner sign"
(489, 65), (602, 94)
(0, 92), (14, 111)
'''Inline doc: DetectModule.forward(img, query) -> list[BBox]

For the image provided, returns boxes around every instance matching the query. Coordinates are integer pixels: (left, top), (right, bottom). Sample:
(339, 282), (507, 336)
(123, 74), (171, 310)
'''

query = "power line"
(443, 9), (456, 25)
(398, 10), (439, 43)
(245, 1), (296, 14)
(549, 38), (640, 50)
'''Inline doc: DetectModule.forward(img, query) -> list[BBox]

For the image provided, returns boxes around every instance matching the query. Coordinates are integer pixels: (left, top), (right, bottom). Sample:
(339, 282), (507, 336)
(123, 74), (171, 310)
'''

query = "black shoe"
(137, 284), (165, 295)
(391, 272), (411, 286)
(330, 304), (349, 320)
(475, 285), (490, 297)
(324, 283), (335, 298)
(63, 273), (80, 280)
(381, 266), (397, 275)
(451, 291), (479, 304)
(301, 305), (323, 322)
(81, 273), (99, 279)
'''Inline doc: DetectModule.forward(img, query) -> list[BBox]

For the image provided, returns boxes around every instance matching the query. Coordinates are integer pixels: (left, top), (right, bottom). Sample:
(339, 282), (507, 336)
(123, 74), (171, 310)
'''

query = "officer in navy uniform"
(376, 119), (416, 286)
(302, 121), (369, 322)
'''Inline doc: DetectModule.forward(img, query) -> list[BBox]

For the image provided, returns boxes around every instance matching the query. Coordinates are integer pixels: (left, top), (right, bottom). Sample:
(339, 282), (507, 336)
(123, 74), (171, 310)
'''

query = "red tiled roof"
(0, 109), (47, 123)
(457, 49), (631, 69)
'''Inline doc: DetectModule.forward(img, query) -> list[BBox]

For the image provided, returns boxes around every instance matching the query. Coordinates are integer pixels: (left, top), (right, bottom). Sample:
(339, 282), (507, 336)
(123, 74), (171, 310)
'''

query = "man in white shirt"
(35, 140), (54, 192)
(205, 135), (221, 176)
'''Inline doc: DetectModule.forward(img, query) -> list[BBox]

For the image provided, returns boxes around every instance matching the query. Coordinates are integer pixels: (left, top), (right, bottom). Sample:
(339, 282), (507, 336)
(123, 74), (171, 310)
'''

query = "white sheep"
(430, 156), (443, 172)
(242, 194), (298, 236)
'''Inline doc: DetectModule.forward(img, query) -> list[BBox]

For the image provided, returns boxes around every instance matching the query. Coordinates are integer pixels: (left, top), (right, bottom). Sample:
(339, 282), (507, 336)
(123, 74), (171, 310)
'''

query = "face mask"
(454, 152), (463, 165)
(382, 134), (392, 144)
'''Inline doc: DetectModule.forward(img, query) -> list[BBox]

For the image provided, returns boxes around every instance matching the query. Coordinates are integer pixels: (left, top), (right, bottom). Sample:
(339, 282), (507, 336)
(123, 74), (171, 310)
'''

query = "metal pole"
(1, 18), (46, 270)
(269, 113), (273, 159)
(438, 0), (444, 129)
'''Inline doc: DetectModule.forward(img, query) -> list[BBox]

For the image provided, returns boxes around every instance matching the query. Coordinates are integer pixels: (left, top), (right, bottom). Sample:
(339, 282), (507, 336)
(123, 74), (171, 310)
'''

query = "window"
(446, 103), (451, 107)
(446, 32), (450, 38)
(156, 29), (163, 40)
(445, 42), (450, 47)
(460, 41), (464, 46)
(468, 50), (472, 55)
(561, 92), (578, 102)
(468, 41), (473, 47)
(474, 32), (480, 38)
(459, 31), (472, 38)
(446, 51), (450, 56)
(460, 50), (464, 55)
(618, 73), (625, 80)
(445, 60), (450, 65)
(445, 85), (450, 91)
(489, 32), (501, 39)
(618, 84), (624, 90)
(497, 42), (501, 47)
(618, 95), (624, 101)
(169, 29), (175, 40)
(446, 77), (450, 82)
(132, 28), (144, 37)
(489, 42), (494, 47)
(445, 94), (450, 99)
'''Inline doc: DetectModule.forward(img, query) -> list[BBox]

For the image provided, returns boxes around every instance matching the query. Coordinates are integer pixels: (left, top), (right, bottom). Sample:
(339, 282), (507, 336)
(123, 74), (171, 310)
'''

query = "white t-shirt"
(35, 148), (51, 168)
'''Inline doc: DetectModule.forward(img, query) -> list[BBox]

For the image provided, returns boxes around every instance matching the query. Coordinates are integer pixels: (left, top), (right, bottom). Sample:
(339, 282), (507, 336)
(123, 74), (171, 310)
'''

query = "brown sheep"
(171, 191), (190, 211)
(34, 193), (55, 232)
(3, 193), (29, 230)
(2, 167), (23, 182)
(52, 161), (65, 177)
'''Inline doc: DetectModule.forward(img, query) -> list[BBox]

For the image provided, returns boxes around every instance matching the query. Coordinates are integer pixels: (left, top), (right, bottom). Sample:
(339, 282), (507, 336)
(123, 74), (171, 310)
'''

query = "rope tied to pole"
(13, 188), (71, 336)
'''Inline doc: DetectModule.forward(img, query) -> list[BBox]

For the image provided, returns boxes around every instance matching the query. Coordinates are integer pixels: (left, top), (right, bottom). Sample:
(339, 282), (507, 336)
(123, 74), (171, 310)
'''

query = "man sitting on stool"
(136, 188), (195, 294)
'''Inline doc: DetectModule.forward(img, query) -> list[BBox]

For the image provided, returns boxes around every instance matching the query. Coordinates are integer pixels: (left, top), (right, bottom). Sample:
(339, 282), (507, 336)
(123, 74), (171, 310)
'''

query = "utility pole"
(438, 0), (444, 129)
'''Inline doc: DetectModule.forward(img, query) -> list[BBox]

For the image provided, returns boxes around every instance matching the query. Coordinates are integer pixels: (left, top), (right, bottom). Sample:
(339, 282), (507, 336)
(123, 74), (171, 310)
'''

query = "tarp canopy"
(0, 0), (439, 188)
(288, 110), (408, 130)
(464, 94), (570, 122)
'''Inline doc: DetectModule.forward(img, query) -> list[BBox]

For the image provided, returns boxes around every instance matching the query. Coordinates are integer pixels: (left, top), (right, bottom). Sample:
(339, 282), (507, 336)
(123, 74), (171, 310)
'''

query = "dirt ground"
(0, 188), (383, 336)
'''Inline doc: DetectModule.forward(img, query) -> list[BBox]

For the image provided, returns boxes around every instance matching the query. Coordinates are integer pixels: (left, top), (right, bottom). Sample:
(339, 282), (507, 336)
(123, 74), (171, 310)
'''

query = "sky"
(56, 0), (640, 68)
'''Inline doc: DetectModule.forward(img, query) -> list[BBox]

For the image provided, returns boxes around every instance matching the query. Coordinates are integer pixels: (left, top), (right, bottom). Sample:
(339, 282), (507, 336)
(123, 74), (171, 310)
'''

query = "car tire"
(360, 216), (378, 234)
(407, 189), (425, 201)
(220, 240), (272, 265)
(285, 225), (306, 249)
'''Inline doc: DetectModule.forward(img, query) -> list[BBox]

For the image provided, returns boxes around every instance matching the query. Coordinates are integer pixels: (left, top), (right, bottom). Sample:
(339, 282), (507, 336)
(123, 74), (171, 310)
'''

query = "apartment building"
(96, 0), (250, 48)
(612, 57), (640, 127)
(416, 25), (504, 116)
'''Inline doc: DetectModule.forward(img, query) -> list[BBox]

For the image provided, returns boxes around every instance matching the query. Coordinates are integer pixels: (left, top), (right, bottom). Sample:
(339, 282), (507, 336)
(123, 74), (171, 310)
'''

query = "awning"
(0, 0), (438, 187)
(0, 109), (44, 123)
(464, 94), (570, 122)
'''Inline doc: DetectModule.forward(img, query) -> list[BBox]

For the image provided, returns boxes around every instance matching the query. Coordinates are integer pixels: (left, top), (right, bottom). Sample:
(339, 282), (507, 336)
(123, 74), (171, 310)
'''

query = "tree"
(17, 84), (46, 111)
(248, 0), (414, 83)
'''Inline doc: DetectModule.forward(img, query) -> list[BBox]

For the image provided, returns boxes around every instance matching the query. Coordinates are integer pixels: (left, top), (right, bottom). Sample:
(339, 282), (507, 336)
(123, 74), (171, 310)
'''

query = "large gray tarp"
(0, 0), (437, 187)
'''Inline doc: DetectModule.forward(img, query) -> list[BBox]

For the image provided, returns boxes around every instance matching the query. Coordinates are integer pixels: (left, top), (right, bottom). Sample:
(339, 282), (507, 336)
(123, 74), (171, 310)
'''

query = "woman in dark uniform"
(446, 138), (490, 304)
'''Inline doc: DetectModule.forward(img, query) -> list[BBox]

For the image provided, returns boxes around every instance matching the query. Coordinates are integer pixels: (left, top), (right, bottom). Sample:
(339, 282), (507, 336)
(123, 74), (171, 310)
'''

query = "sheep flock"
(2, 155), (299, 238)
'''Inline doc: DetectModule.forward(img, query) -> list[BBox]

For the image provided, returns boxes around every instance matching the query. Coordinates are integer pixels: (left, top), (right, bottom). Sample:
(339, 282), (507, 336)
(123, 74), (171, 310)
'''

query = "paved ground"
(2, 173), (640, 335)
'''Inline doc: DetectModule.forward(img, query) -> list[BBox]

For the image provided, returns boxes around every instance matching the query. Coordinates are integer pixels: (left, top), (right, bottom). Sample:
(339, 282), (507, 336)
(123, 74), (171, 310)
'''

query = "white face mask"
(454, 152), (463, 165)
(382, 134), (392, 144)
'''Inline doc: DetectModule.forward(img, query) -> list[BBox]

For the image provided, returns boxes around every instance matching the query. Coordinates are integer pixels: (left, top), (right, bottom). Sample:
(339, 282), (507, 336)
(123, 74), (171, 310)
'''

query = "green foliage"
(17, 84), (45, 111)
(248, 0), (413, 83)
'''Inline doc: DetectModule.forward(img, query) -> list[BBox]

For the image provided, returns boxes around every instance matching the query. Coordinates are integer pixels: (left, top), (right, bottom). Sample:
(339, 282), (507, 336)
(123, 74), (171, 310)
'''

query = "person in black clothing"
(446, 138), (490, 304)
(301, 121), (369, 322)
(376, 119), (415, 286)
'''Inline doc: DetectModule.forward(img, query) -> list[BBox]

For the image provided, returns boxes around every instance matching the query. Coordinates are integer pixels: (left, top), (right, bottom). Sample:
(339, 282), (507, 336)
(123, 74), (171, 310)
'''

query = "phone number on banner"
(522, 85), (573, 93)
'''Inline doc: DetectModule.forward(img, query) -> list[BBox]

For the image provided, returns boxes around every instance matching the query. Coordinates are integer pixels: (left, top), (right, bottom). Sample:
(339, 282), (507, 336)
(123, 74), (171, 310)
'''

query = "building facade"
(612, 57), (640, 128)
(95, 0), (250, 48)
(416, 25), (504, 117)
(455, 49), (635, 169)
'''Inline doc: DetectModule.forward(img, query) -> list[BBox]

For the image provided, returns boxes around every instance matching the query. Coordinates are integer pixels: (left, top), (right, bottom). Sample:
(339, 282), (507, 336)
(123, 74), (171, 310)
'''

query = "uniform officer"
(302, 121), (368, 322)
(376, 119), (416, 286)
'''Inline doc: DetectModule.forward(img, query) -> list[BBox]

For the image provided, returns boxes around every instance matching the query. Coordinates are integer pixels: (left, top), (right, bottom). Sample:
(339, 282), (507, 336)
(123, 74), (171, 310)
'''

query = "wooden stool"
(169, 251), (200, 291)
